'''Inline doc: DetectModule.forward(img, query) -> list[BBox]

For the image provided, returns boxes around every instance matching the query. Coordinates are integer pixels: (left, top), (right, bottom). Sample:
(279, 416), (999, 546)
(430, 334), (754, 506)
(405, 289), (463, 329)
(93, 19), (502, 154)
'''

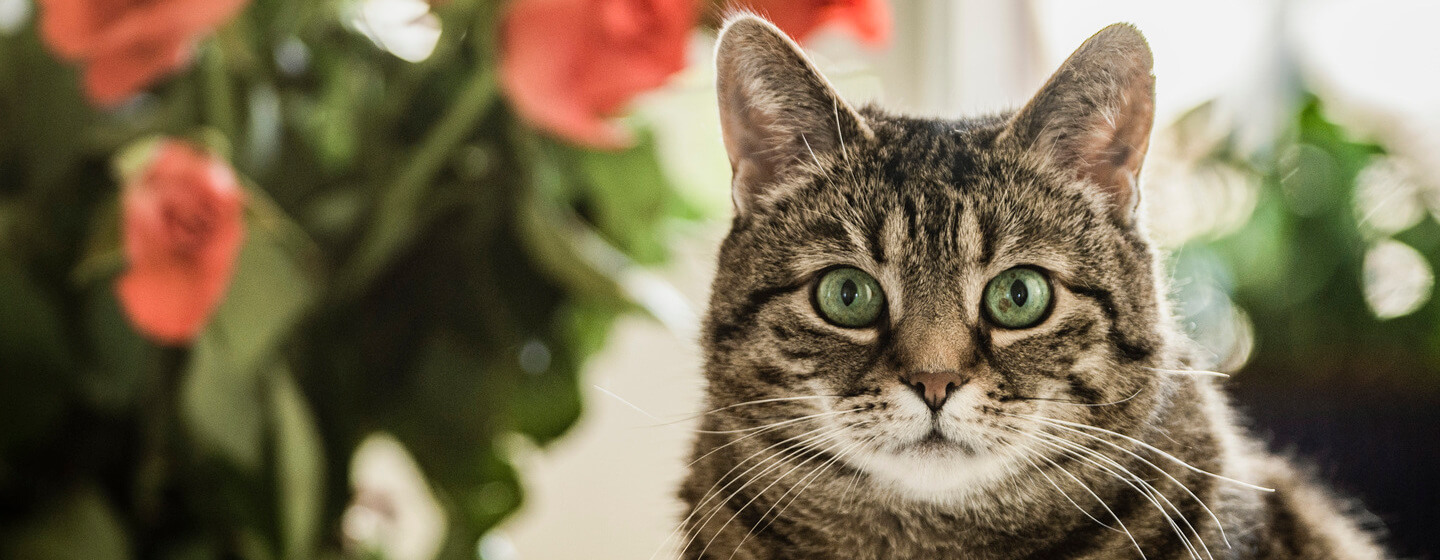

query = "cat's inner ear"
(1001, 23), (1156, 223)
(714, 15), (871, 216)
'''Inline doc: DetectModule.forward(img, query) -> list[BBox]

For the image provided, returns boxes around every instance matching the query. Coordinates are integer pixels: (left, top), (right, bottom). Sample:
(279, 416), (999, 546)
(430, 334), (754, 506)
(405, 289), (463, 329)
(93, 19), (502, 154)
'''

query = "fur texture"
(675, 15), (1389, 560)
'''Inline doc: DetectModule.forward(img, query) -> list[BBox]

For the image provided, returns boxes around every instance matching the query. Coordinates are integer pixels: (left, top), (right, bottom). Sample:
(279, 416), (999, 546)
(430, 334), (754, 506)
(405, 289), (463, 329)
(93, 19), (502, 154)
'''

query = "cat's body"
(676, 16), (1388, 560)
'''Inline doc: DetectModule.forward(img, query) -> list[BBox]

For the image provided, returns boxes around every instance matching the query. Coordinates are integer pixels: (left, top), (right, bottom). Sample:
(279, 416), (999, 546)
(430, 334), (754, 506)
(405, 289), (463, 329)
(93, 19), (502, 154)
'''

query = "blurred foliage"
(1176, 96), (1440, 387)
(0, 0), (695, 558)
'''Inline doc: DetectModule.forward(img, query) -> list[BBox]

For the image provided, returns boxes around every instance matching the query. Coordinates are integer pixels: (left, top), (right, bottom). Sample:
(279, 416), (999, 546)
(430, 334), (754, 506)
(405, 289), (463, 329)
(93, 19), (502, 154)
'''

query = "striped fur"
(676, 15), (1388, 560)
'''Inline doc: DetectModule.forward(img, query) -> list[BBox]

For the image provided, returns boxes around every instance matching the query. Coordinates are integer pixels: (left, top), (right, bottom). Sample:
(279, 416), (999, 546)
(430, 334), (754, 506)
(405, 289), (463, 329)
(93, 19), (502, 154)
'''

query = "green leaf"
(0, 485), (132, 560)
(295, 58), (374, 174)
(181, 221), (316, 471)
(69, 197), (125, 288)
(111, 136), (164, 186)
(209, 216), (317, 376)
(0, 252), (70, 452)
(270, 367), (325, 560)
(78, 286), (156, 411)
(182, 330), (267, 471)
(0, 251), (70, 372)
(571, 133), (678, 264)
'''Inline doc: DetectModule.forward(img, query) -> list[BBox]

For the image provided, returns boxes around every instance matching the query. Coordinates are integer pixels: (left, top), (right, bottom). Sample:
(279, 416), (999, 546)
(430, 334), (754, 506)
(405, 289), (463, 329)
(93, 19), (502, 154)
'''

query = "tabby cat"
(675, 15), (1389, 560)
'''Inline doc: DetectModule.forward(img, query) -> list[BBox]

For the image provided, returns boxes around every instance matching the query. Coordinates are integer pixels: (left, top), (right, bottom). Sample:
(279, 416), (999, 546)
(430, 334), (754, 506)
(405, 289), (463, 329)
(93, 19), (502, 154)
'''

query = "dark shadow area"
(1232, 379), (1440, 559)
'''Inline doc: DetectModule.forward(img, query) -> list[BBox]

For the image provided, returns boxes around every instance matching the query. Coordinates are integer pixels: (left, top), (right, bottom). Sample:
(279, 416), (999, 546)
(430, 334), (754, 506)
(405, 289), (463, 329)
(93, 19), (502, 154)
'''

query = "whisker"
(656, 425), (839, 560)
(729, 434), (873, 558)
(801, 133), (823, 169)
(679, 427), (852, 557)
(621, 394), (848, 429)
(686, 423), (791, 469)
(838, 438), (877, 510)
(767, 432), (877, 525)
(1007, 429), (1148, 559)
(1007, 413), (1274, 492)
(1032, 429), (1212, 560)
(1017, 449), (1122, 532)
(1017, 428), (1199, 560)
(594, 384), (664, 422)
(675, 395), (845, 424)
(692, 432), (850, 559)
(1019, 414), (1235, 549)
(1012, 387), (1144, 407)
(1148, 367), (1230, 379)
(693, 408), (865, 435)
(686, 413), (840, 469)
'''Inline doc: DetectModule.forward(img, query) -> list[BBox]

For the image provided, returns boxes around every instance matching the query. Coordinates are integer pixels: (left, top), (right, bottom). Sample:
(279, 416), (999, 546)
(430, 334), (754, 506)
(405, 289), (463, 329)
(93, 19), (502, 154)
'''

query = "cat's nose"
(904, 370), (969, 411)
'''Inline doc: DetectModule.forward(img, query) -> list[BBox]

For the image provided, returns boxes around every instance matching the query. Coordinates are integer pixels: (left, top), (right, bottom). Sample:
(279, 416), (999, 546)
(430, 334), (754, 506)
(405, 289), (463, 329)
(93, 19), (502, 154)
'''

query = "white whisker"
(1024, 415), (1235, 549)
(801, 133), (822, 168)
(1033, 429), (1211, 560)
(678, 426), (852, 555)
(839, 438), (877, 510)
(1025, 387), (1145, 407)
(1008, 429), (1147, 559)
(693, 408), (864, 435)
(696, 395), (845, 420)
(1149, 368), (1230, 379)
(1008, 413), (1274, 492)
(1018, 428), (1198, 560)
(594, 384), (663, 422)
(1017, 449), (1122, 532)
(655, 425), (838, 560)
(729, 433), (873, 558)
(691, 431), (849, 558)
(642, 395), (846, 429)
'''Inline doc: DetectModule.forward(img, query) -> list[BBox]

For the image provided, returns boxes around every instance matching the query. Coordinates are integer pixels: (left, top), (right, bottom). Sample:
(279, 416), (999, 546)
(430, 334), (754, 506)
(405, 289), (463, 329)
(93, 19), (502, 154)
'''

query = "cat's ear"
(715, 15), (871, 216)
(1000, 23), (1155, 223)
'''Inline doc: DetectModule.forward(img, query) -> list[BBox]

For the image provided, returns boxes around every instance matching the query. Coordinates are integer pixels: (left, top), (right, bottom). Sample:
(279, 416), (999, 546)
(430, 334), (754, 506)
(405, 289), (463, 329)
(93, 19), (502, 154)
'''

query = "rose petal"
(38, 0), (250, 106)
(116, 140), (246, 345)
(499, 0), (696, 148)
(81, 38), (192, 107)
(730, 0), (893, 47)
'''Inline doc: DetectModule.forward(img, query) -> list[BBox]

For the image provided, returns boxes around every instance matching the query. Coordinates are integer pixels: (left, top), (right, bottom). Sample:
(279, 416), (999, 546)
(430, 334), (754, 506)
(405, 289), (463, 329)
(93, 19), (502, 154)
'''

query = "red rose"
(116, 140), (246, 345)
(729, 0), (892, 47)
(38, 0), (249, 107)
(499, 0), (698, 149)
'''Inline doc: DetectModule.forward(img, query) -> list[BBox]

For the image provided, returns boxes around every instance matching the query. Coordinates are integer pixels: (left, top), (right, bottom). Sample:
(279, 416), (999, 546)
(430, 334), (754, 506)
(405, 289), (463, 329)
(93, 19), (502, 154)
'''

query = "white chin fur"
(847, 384), (1022, 504)
(856, 446), (1021, 505)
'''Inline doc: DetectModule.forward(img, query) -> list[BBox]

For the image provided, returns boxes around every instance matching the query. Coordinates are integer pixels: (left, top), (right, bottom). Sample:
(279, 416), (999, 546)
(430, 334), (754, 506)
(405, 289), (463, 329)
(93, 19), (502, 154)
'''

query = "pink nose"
(904, 370), (968, 411)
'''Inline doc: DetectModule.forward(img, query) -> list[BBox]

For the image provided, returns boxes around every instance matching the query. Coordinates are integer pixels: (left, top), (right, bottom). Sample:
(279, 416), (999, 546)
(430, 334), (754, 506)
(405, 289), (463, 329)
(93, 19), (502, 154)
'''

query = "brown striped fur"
(675, 15), (1389, 560)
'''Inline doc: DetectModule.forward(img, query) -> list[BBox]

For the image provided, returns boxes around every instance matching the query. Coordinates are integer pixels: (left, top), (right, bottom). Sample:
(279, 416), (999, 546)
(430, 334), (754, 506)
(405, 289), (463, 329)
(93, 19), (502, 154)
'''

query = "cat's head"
(700, 15), (1176, 503)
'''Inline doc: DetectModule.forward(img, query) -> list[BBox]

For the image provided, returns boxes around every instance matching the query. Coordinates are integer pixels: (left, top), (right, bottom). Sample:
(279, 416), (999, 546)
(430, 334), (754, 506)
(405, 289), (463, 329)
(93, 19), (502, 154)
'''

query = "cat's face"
(701, 17), (1169, 503)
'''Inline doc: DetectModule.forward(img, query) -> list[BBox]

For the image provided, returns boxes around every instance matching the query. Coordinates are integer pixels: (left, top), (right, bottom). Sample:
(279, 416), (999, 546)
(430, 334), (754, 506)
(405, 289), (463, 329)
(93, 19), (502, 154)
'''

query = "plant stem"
(135, 347), (187, 526)
(338, 66), (499, 297)
(203, 44), (237, 142)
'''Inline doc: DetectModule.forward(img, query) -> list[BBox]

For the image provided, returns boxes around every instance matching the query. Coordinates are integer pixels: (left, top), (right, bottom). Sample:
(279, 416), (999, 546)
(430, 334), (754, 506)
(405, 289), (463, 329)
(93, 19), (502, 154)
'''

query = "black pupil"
(1010, 279), (1028, 307)
(840, 279), (858, 306)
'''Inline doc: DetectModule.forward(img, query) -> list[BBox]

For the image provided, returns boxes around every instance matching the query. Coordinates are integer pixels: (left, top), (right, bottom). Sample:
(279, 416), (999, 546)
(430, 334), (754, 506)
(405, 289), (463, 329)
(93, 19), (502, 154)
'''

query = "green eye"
(814, 267), (886, 328)
(983, 267), (1053, 329)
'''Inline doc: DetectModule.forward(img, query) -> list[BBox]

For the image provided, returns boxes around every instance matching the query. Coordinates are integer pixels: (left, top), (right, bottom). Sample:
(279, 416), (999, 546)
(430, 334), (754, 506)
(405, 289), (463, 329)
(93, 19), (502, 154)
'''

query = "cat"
(674, 15), (1390, 560)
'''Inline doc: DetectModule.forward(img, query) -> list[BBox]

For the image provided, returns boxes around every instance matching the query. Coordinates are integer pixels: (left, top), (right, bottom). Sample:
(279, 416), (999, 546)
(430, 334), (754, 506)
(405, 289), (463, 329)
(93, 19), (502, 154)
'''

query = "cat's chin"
(853, 442), (1024, 505)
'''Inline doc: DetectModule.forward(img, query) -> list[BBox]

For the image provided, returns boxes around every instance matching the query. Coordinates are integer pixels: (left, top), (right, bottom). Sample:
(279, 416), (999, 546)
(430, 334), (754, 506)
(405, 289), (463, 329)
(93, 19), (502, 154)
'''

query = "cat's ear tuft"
(1000, 23), (1155, 224)
(715, 15), (871, 217)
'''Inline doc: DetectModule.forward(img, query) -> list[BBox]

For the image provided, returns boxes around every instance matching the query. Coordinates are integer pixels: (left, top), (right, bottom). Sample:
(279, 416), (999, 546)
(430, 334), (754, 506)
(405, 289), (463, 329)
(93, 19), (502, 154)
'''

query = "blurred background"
(1, 0), (1438, 559)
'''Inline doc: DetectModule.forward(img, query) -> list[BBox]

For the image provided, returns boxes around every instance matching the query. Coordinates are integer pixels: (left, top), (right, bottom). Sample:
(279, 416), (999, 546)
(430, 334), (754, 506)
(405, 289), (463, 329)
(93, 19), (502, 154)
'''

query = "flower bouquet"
(0, 0), (889, 558)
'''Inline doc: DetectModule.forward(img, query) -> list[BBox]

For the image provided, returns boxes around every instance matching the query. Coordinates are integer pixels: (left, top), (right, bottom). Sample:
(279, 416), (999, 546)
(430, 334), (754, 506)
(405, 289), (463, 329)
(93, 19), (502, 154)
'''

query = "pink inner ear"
(719, 87), (787, 213)
(1077, 76), (1154, 218)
